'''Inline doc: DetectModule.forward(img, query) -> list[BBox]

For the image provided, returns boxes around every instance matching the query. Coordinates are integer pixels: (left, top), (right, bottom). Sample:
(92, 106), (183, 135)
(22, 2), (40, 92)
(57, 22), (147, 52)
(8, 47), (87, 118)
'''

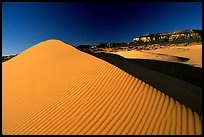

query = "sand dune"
(145, 45), (202, 68)
(2, 40), (202, 135)
(110, 44), (202, 68)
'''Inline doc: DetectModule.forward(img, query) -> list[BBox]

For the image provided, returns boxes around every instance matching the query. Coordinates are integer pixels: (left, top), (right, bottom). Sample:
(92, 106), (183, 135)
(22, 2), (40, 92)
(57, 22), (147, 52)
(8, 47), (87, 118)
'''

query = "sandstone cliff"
(133, 30), (202, 43)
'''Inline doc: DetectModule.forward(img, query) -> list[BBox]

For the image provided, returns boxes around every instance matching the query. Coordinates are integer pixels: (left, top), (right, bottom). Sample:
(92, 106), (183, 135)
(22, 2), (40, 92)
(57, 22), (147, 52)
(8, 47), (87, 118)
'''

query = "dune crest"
(2, 40), (202, 135)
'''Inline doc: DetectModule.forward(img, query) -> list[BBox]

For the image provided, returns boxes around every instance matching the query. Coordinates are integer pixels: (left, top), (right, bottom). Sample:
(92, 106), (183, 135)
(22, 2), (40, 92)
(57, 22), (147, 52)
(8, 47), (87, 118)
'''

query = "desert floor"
(110, 44), (202, 68)
(2, 40), (202, 135)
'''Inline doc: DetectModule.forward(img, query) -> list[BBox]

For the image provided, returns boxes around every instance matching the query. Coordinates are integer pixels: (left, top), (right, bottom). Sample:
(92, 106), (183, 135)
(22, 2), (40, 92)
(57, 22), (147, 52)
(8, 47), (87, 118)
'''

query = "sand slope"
(111, 44), (202, 68)
(145, 45), (202, 68)
(2, 40), (202, 135)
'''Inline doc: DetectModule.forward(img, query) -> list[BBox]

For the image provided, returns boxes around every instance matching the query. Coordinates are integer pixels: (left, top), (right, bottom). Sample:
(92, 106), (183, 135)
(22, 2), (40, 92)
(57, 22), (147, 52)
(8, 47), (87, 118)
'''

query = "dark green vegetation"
(2, 54), (17, 63)
(77, 39), (202, 53)
(77, 29), (202, 53)
(147, 37), (202, 45)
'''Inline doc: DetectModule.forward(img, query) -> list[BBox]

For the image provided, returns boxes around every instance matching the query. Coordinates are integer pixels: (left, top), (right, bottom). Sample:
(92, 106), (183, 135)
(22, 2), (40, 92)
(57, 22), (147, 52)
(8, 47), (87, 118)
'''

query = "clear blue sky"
(2, 2), (202, 56)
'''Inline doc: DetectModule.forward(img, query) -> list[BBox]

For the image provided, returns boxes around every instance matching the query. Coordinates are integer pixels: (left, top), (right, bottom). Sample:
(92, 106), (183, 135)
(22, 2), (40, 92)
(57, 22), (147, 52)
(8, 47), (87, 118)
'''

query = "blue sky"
(2, 2), (202, 56)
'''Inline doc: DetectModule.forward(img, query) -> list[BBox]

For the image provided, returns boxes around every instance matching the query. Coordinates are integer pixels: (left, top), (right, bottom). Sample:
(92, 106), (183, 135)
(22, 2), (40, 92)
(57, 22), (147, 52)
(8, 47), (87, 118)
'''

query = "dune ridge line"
(2, 39), (202, 135)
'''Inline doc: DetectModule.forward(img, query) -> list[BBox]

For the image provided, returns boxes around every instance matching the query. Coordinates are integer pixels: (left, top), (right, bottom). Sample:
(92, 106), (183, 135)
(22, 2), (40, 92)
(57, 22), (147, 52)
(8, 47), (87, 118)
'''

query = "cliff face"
(133, 30), (202, 43)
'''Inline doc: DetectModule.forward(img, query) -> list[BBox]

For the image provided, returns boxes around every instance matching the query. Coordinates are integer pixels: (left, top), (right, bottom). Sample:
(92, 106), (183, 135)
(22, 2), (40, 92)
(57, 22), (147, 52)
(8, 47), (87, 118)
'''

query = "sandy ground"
(2, 40), (202, 135)
(87, 52), (202, 114)
(110, 45), (202, 68)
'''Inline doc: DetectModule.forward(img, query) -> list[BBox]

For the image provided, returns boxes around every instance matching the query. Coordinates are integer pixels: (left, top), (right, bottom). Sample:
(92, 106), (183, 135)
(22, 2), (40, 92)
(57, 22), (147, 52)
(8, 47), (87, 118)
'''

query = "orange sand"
(110, 45), (202, 68)
(2, 40), (202, 135)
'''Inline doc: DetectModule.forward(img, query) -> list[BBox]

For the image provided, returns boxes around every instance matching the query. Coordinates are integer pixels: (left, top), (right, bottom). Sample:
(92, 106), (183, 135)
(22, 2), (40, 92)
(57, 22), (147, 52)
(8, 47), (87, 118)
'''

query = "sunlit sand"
(110, 44), (202, 68)
(2, 40), (202, 135)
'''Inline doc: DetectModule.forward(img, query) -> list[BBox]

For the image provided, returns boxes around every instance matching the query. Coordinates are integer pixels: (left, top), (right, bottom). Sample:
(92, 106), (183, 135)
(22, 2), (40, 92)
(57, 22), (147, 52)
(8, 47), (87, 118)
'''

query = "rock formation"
(133, 30), (202, 43)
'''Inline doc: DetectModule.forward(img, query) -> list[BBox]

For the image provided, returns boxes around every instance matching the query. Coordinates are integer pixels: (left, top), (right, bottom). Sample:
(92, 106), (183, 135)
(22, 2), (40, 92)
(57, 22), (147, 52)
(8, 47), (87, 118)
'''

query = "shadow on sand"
(82, 51), (202, 115)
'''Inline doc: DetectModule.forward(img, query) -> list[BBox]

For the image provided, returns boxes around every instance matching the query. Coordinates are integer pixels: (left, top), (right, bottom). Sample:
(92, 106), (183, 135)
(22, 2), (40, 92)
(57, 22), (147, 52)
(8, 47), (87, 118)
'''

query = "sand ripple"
(2, 40), (202, 135)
